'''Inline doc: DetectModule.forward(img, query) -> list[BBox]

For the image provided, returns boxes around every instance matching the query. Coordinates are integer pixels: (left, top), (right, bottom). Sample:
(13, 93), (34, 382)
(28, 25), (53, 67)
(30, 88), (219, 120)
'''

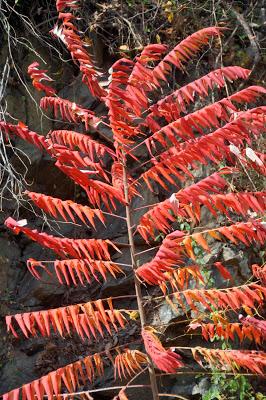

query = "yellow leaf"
(128, 310), (140, 320)
(156, 34), (161, 43)
(119, 45), (130, 51)
(168, 12), (174, 23)
(242, 306), (254, 316)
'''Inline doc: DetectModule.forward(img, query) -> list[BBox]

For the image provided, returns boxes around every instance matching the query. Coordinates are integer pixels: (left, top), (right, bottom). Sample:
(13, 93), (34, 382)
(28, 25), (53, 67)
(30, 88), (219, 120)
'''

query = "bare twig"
(225, 3), (261, 75)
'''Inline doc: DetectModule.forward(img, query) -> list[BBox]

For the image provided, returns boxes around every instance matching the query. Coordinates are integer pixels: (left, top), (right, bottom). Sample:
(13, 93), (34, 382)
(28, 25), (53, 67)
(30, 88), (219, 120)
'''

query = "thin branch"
(102, 211), (127, 220)
(37, 260), (133, 268)
(226, 4), (261, 74)
(135, 246), (160, 256)
(159, 394), (189, 400)
(157, 371), (266, 377)
(43, 385), (151, 398)
(123, 366), (148, 390)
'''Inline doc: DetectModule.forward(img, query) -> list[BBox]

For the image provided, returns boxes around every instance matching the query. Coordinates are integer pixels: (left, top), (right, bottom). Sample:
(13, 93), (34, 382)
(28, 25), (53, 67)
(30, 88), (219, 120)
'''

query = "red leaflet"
(151, 27), (224, 85)
(142, 328), (183, 372)
(51, 13), (105, 98)
(6, 299), (127, 339)
(25, 191), (105, 228)
(48, 129), (115, 162)
(1, 353), (104, 400)
(27, 62), (56, 96)
(27, 258), (122, 285)
(56, 0), (79, 12)
(0, 121), (47, 150)
(214, 262), (233, 281)
(192, 347), (266, 375)
(40, 97), (101, 130)
(147, 66), (250, 125)
(239, 315), (266, 339)
(140, 107), (266, 189)
(5, 217), (119, 259)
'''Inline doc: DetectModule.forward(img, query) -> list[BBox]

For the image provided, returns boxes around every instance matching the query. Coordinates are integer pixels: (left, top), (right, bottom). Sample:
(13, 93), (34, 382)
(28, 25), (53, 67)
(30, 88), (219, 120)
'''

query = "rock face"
(0, 237), (21, 311)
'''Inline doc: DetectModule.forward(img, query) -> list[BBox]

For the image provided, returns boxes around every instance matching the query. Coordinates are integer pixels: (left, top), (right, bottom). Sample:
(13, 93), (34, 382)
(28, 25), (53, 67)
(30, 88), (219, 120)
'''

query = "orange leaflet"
(2, 353), (104, 400)
(6, 299), (128, 340)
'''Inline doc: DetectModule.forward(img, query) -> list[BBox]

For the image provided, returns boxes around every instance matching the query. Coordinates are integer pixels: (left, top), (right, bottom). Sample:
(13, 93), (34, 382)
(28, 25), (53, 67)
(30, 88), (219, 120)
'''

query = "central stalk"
(122, 163), (159, 400)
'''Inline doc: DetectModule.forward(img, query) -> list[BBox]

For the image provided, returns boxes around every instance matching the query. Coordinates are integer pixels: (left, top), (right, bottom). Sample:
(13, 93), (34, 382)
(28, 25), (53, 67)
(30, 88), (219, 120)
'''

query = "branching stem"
(122, 161), (160, 400)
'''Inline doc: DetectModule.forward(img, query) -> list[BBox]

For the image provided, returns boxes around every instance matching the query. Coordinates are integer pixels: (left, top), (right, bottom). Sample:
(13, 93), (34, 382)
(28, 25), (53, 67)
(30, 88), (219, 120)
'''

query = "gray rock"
(167, 375), (197, 397)
(131, 188), (159, 229)
(17, 242), (65, 307)
(192, 376), (210, 395)
(157, 302), (178, 326)
(58, 74), (96, 111)
(0, 350), (38, 393)
(0, 237), (21, 304)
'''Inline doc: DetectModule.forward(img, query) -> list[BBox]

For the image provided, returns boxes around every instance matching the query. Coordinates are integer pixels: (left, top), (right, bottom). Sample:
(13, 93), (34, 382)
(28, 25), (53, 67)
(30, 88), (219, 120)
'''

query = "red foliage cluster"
(27, 62), (56, 96)
(0, 121), (47, 150)
(2, 353), (104, 400)
(5, 217), (118, 259)
(239, 315), (266, 339)
(114, 350), (147, 379)
(6, 299), (126, 339)
(192, 347), (266, 375)
(40, 97), (100, 130)
(252, 263), (266, 285)
(48, 129), (115, 161)
(105, 59), (140, 150)
(27, 258), (122, 285)
(151, 27), (223, 83)
(55, 162), (126, 210)
(1, 5), (266, 397)
(189, 319), (265, 344)
(147, 66), (250, 125)
(169, 282), (266, 314)
(25, 191), (105, 227)
(137, 220), (266, 285)
(137, 169), (233, 240)
(142, 329), (183, 373)
(51, 13), (105, 98)
(127, 44), (168, 112)
(56, 0), (79, 12)
(141, 104), (266, 190)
